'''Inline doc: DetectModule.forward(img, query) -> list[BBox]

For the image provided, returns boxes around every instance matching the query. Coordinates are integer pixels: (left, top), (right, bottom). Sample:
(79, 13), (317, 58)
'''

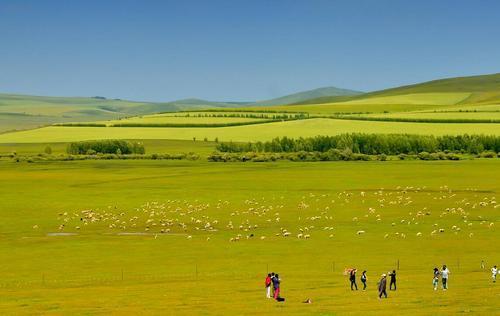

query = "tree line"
(216, 134), (500, 155)
(67, 140), (145, 155)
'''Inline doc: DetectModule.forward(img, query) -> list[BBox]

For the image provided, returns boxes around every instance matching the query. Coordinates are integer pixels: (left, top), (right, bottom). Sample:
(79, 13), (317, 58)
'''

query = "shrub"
(44, 146), (52, 154)
(479, 151), (497, 158)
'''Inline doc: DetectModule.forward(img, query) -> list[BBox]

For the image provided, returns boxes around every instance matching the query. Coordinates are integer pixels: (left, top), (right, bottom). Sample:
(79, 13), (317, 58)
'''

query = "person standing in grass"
(433, 268), (440, 290)
(265, 273), (272, 298)
(389, 270), (397, 291)
(441, 265), (450, 290)
(361, 270), (367, 291)
(492, 265), (498, 283)
(270, 272), (276, 298)
(349, 268), (358, 290)
(378, 274), (388, 299)
(272, 273), (281, 300)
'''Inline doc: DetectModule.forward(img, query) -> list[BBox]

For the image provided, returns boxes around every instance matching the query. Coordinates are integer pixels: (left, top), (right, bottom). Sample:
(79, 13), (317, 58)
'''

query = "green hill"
(297, 73), (500, 105)
(252, 86), (362, 106)
(0, 94), (251, 133)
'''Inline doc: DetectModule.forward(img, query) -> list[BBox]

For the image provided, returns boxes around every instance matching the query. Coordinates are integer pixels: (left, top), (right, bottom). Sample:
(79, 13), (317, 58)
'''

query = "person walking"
(349, 269), (358, 290)
(265, 273), (272, 298)
(273, 273), (281, 300)
(441, 265), (450, 290)
(433, 268), (440, 290)
(492, 265), (498, 283)
(378, 274), (388, 299)
(361, 271), (367, 291)
(389, 270), (397, 291)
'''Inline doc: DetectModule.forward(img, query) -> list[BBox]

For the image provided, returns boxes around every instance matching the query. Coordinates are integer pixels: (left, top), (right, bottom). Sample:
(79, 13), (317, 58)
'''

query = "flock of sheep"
(42, 186), (497, 242)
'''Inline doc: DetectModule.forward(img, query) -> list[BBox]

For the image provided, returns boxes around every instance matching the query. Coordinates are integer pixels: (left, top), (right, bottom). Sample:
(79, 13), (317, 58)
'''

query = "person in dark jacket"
(270, 272), (276, 297)
(389, 270), (397, 290)
(272, 273), (281, 300)
(361, 270), (367, 290)
(349, 269), (358, 290)
(378, 274), (388, 299)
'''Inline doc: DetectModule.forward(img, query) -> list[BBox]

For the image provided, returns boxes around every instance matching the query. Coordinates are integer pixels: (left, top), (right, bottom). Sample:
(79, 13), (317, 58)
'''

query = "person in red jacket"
(265, 273), (272, 298)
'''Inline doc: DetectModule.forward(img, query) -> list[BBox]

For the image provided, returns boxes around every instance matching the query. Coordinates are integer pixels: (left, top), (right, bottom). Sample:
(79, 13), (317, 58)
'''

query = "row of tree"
(216, 134), (500, 155)
(66, 140), (145, 155)
(178, 113), (308, 119)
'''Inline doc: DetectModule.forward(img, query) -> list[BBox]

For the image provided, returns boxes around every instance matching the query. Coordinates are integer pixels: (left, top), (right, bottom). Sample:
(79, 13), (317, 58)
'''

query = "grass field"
(99, 113), (270, 125)
(0, 159), (498, 315)
(356, 111), (500, 121)
(2, 73), (500, 315)
(0, 139), (217, 156)
(1, 119), (498, 144)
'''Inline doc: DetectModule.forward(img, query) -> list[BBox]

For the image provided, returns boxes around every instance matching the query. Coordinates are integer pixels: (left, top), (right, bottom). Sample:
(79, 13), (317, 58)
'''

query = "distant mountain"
(162, 98), (253, 108)
(252, 86), (362, 106)
(298, 73), (500, 105)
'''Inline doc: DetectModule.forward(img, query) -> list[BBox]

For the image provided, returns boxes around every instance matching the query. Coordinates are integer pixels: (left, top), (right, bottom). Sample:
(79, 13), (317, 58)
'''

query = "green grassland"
(253, 73), (500, 115)
(298, 73), (500, 105)
(355, 111), (500, 121)
(0, 159), (498, 314)
(1, 119), (498, 144)
(102, 114), (268, 125)
(0, 139), (217, 156)
(2, 73), (500, 315)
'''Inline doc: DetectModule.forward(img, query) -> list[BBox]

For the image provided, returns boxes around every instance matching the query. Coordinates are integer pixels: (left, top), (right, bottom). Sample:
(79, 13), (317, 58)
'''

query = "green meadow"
(0, 159), (498, 314)
(1, 119), (499, 144)
(1, 73), (499, 315)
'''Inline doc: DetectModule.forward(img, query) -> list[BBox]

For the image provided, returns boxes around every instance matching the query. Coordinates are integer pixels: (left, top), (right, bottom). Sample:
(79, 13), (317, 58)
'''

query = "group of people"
(264, 263), (497, 302)
(432, 265), (451, 290)
(265, 272), (284, 301)
(348, 268), (396, 299)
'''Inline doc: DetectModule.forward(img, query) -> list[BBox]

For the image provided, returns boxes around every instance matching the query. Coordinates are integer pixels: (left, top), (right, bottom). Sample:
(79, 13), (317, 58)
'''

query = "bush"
(44, 146), (52, 154)
(479, 151), (497, 158)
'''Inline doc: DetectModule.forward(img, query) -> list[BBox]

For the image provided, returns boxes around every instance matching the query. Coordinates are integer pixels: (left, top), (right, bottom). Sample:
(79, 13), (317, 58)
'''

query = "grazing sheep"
(356, 230), (365, 235)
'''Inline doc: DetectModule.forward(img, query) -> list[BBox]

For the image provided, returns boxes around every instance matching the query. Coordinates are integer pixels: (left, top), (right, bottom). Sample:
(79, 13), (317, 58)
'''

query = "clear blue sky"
(1, 0), (500, 102)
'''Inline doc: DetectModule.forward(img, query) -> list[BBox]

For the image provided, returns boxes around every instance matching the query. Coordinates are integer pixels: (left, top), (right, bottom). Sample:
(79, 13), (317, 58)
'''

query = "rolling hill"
(0, 94), (251, 133)
(252, 86), (362, 106)
(297, 73), (500, 105)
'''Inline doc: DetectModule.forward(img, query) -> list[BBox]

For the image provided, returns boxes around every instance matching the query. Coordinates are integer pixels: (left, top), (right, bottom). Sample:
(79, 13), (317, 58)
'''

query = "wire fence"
(0, 258), (491, 290)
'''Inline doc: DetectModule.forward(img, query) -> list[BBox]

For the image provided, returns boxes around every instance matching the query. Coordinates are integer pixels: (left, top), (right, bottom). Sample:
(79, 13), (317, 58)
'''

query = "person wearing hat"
(378, 274), (387, 299)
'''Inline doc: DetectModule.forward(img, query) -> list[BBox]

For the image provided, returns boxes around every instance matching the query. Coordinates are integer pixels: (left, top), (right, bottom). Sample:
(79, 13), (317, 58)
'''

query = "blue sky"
(1, 0), (500, 102)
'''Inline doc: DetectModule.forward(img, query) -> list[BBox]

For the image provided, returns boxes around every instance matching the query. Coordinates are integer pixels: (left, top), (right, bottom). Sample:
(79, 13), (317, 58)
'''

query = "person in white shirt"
(441, 265), (450, 290)
(492, 265), (498, 283)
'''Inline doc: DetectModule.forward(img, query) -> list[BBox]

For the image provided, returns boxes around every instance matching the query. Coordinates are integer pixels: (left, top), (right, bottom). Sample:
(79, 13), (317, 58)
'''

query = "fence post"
(397, 259), (400, 270)
(121, 268), (124, 281)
